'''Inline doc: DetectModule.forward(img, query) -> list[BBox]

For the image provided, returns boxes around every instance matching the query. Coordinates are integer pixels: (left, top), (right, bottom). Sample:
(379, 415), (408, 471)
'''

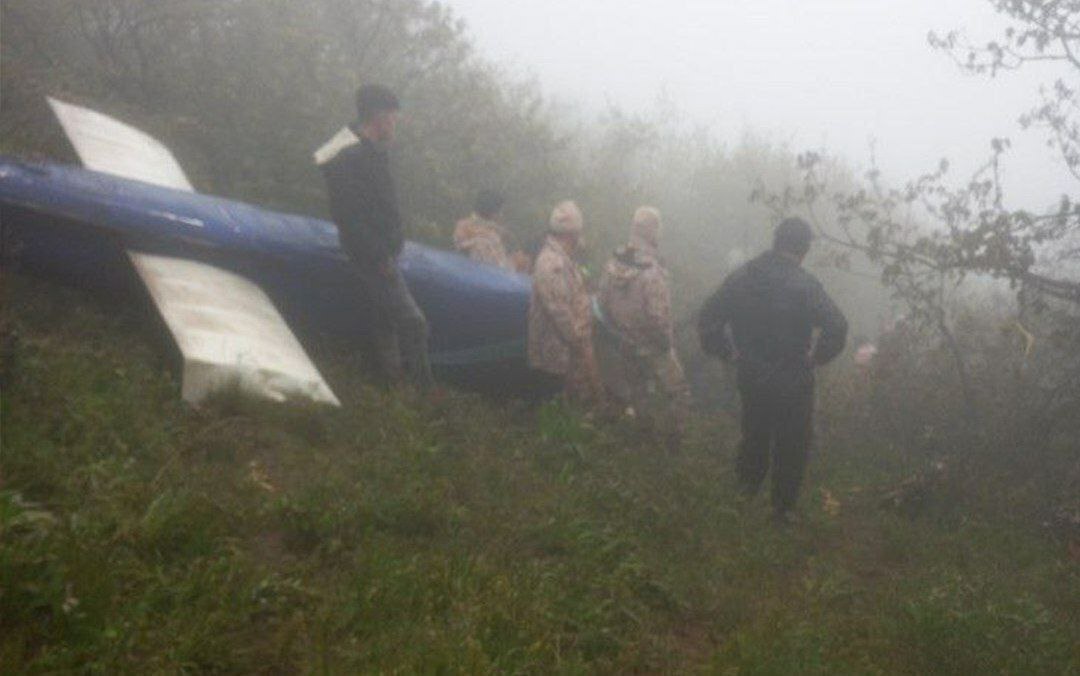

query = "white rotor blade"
(47, 97), (339, 406)
(130, 253), (340, 407)
(48, 97), (194, 192)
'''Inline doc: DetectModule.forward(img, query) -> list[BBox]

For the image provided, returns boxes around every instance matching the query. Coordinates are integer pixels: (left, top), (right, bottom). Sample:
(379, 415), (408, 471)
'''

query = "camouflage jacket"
(528, 236), (592, 376)
(598, 245), (674, 355)
(453, 214), (512, 270)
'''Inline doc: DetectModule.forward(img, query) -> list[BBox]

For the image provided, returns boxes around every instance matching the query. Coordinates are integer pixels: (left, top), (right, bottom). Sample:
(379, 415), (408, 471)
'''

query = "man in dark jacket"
(698, 217), (847, 523)
(318, 84), (432, 389)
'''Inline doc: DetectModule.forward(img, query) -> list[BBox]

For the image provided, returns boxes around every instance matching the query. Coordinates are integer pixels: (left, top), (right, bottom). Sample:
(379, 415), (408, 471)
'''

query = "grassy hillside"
(1, 273), (1077, 674)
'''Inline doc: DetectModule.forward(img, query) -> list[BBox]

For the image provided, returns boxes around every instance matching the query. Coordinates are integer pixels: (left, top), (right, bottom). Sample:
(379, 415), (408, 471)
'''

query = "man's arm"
(809, 281), (848, 365)
(640, 267), (674, 353)
(698, 277), (736, 361)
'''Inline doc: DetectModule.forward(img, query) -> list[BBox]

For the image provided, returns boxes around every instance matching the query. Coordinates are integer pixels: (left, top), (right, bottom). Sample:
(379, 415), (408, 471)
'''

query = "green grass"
(1, 273), (1077, 674)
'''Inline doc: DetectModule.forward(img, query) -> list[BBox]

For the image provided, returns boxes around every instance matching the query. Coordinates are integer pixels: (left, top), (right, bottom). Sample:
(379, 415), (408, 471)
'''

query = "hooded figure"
(528, 201), (604, 403)
(598, 207), (691, 443)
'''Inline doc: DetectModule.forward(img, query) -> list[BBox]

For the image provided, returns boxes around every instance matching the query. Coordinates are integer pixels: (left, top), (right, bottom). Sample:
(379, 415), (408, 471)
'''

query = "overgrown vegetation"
(2, 274), (1077, 673)
(0, 0), (882, 322)
(0, 0), (894, 413)
(2, 0), (1080, 671)
(754, 0), (1080, 424)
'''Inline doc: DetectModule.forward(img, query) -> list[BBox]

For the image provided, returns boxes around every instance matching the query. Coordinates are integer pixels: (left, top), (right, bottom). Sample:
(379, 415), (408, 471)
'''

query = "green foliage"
(0, 0), (875, 323)
(756, 1), (1080, 430)
(2, 0), (1077, 669)
(0, 0), (576, 241)
(0, 0), (900, 418)
(3, 273), (1078, 673)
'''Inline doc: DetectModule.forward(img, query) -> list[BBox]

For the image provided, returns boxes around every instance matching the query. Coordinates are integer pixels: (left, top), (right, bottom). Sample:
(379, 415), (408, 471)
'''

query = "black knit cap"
(773, 217), (814, 255)
(356, 84), (400, 123)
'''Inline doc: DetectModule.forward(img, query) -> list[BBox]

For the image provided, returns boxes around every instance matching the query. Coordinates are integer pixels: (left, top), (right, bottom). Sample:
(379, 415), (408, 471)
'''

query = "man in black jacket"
(319, 84), (432, 389)
(699, 217), (847, 523)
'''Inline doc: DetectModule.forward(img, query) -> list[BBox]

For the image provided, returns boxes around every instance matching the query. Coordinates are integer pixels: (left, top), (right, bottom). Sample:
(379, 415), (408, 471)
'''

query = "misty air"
(1, 0), (1077, 672)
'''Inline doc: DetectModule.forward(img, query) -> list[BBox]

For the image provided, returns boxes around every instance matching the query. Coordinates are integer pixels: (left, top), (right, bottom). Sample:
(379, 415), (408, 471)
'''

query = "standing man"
(698, 217), (847, 523)
(528, 200), (604, 404)
(453, 190), (514, 270)
(318, 84), (433, 390)
(598, 207), (691, 447)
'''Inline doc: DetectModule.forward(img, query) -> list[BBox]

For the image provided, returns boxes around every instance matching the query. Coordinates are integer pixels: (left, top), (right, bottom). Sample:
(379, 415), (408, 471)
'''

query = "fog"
(450, 0), (1075, 211)
(2, 3), (1078, 669)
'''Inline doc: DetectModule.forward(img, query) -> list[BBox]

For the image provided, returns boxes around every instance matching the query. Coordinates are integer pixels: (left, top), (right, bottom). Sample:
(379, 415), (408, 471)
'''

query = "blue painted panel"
(0, 157), (538, 380)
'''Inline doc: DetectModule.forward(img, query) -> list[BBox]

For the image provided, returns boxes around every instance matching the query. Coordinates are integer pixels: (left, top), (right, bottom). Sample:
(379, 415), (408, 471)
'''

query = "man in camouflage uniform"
(598, 207), (691, 444)
(528, 200), (604, 404)
(453, 190), (515, 271)
(698, 217), (847, 523)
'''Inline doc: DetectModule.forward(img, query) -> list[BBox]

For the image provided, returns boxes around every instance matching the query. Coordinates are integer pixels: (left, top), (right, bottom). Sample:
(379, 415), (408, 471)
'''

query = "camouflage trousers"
(621, 348), (692, 437)
(562, 343), (605, 406)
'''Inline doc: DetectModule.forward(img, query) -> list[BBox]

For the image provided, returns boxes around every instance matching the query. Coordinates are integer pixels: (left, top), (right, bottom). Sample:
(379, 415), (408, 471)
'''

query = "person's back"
(599, 246), (672, 353)
(698, 217), (847, 523)
(453, 190), (516, 271)
(453, 214), (511, 269)
(708, 250), (846, 370)
(598, 206), (691, 445)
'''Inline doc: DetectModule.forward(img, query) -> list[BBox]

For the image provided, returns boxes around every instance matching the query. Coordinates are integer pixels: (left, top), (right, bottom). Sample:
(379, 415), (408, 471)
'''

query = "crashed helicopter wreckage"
(0, 99), (543, 405)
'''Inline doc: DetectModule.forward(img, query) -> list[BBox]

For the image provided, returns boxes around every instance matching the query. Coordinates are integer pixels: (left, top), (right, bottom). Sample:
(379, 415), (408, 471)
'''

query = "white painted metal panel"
(49, 97), (340, 406)
(129, 252), (340, 406)
(48, 97), (195, 192)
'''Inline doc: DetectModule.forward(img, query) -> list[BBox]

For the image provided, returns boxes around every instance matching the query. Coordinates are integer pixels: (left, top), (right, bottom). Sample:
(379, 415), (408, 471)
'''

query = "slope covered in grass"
(1, 273), (1077, 674)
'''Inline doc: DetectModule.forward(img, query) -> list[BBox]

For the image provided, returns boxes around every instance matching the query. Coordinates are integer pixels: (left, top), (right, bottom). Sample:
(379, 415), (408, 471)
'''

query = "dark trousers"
(736, 365), (814, 513)
(356, 264), (433, 390)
